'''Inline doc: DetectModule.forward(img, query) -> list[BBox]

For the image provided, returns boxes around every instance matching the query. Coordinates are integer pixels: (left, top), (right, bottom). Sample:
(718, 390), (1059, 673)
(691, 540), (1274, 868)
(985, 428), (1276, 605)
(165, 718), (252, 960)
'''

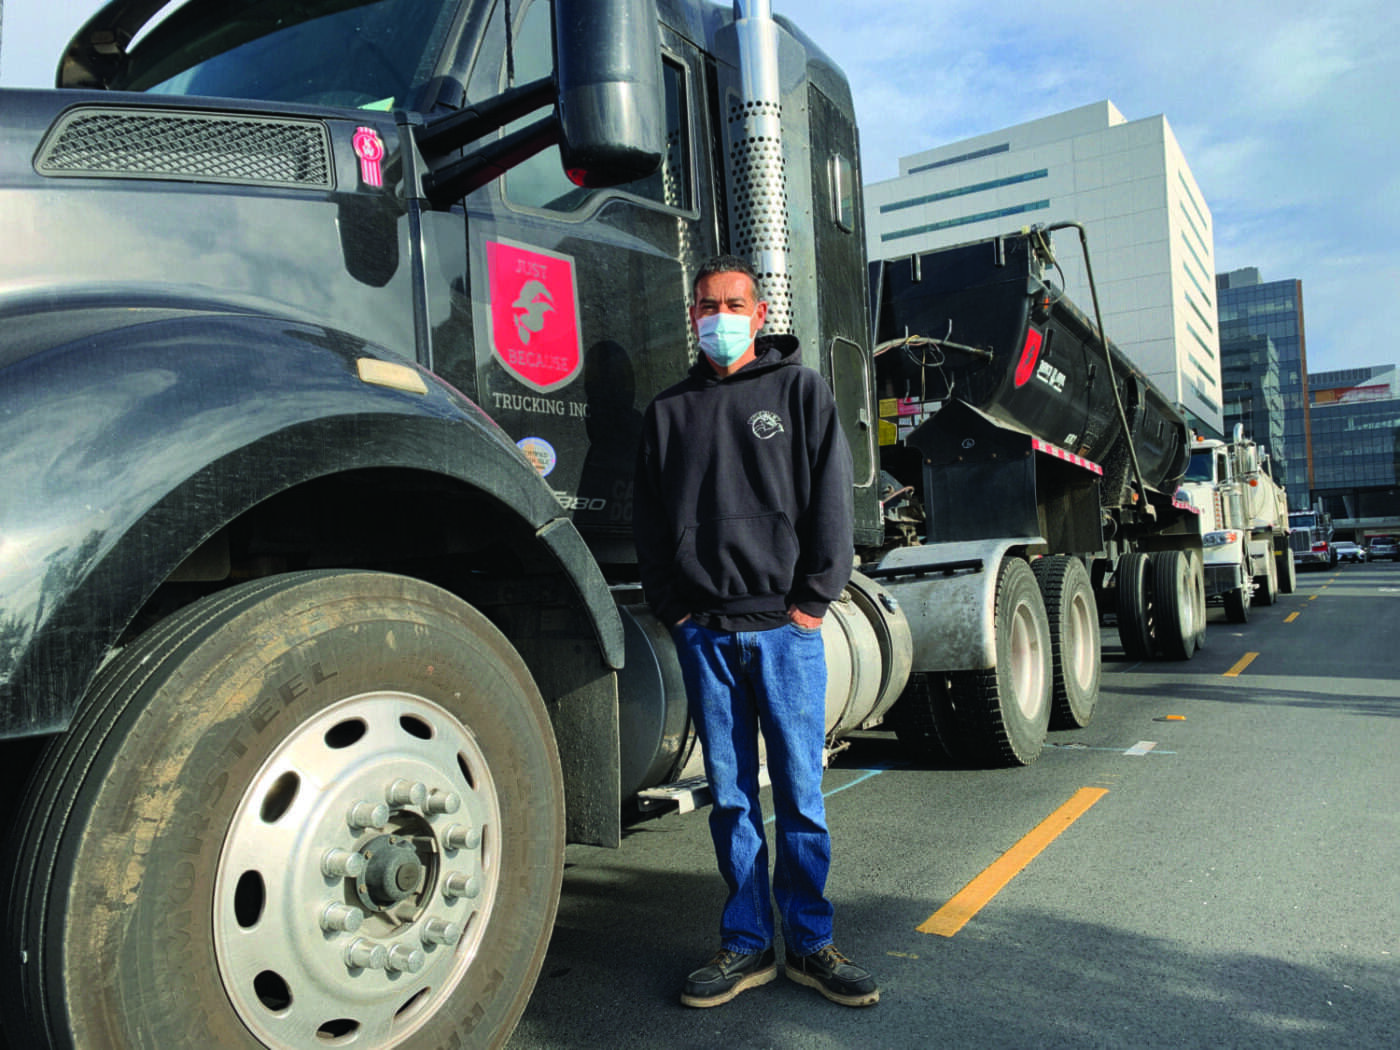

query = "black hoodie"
(633, 334), (854, 631)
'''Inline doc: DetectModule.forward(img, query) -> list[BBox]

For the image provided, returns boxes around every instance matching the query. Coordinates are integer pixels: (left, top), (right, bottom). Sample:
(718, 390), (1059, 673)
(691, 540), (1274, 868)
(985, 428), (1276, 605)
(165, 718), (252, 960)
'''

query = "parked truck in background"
(1177, 427), (1294, 621)
(1289, 502), (1338, 569)
(0, 1), (1203, 1046)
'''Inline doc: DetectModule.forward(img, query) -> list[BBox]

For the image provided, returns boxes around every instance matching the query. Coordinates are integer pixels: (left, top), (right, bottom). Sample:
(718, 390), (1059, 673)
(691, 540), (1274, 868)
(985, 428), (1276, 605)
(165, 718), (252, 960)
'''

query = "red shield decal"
(487, 239), (583, 392)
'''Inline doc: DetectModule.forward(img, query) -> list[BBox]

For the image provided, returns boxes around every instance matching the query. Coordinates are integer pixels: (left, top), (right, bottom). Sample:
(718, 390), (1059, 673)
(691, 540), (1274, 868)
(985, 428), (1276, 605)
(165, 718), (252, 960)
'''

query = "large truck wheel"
(2, 571), (563, 1050)
(1115, 552), (1155, 660)
(947, 558), (1051, 766)
(1254, 547), (1278, 606)
(1276, 546), (1297, 594)
(1032, 555), (1100, 728)
(888, 672), (967, 763)
(1151, 550), (1196, 661)
(1188, 551), (1208, 652)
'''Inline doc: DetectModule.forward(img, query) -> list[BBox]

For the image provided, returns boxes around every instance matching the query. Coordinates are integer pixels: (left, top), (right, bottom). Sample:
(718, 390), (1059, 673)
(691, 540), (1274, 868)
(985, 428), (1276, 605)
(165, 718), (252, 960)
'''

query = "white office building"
(864, 101), (1223, 434)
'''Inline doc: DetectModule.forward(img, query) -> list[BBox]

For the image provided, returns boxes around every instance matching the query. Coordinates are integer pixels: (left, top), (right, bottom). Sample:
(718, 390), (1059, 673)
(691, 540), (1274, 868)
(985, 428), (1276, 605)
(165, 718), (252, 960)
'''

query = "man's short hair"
(693, 255), (763, 303)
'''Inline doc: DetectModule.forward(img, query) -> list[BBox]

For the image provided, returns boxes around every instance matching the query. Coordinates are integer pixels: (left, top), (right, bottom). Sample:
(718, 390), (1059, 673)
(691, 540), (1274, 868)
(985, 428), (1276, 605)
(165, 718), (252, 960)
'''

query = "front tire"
(3, 571), (564, 1050)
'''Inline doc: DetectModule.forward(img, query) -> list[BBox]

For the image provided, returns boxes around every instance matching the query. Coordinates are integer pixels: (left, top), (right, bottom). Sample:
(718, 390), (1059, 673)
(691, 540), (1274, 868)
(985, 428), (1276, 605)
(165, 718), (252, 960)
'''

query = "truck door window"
(500, 0), (691, 214)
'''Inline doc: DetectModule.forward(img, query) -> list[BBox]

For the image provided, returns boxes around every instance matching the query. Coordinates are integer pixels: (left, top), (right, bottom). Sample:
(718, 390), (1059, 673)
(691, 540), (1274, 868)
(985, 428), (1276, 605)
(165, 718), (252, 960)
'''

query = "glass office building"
(1221, 332), (1286, 473)
(1216, 269), (1310, 508)
(1308, 366), (1400, 530)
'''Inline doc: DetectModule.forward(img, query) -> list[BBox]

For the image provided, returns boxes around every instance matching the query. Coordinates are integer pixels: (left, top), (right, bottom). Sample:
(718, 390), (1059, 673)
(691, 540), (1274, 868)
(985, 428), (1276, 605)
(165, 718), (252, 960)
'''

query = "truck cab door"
(434, 0), (718, 555)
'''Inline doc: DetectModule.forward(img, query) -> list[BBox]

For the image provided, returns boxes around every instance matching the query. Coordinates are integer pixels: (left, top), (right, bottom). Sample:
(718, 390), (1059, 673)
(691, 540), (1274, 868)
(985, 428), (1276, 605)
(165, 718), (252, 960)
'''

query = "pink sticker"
(352, 127), (385, 188)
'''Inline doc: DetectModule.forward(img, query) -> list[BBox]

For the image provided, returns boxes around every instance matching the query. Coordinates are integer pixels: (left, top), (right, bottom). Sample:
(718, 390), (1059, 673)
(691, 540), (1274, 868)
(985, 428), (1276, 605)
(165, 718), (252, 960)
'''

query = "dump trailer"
(866, 229), (1206, 761)
(1177, 427), (1294, 621)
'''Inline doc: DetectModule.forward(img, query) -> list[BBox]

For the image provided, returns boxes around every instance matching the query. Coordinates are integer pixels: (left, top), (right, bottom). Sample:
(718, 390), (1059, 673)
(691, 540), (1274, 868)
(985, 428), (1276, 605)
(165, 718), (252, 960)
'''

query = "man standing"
(633, 255), (879, 1009)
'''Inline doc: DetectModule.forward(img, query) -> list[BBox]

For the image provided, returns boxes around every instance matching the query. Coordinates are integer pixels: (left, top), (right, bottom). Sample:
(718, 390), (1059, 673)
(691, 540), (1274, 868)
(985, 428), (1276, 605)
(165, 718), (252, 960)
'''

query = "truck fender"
(867, 538), (1045, 672)
(0, 312), (622, 737)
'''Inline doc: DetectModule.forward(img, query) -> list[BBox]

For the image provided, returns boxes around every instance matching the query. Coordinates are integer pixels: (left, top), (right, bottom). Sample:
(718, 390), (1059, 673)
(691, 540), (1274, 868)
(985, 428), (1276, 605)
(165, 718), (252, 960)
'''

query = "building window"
(907, 142), (1010, 174)
(880, 200), (1051, 243)
(879, 170), (1049, 215)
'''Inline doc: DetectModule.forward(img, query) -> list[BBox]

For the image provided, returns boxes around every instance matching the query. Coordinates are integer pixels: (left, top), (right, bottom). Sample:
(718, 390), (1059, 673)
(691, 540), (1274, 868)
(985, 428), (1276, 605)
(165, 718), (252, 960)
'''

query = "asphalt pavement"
(510, 560), (1399, 1049)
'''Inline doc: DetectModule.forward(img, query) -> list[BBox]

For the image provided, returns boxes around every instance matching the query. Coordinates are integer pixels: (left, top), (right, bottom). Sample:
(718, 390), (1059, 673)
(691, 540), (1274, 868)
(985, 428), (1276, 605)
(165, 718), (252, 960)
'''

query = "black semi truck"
(0, 2), (1200, 1047)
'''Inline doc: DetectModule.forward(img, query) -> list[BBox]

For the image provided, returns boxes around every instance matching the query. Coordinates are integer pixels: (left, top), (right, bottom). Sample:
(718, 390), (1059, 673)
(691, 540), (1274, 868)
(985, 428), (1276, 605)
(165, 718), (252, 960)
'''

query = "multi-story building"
(1216, 268), (1311, 508)
(1308, 366), (1400, 536)
(864, 101), (1223, 435)
(1221, 332), (1286, 474)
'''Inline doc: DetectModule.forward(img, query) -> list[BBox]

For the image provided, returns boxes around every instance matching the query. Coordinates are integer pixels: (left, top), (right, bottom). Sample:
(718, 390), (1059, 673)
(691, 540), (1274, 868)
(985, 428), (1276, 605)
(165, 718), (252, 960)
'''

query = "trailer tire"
(946, 558), (1051, 766)
(1254, 548), (1278, 606)
(1189, 551), (1208, 652)
(1149, 551), (1196, 661)
(2, 571), (563, 1050)
(1115, 552), (1155, 660)
(888, 673), (968, 763)
(1277, 547), (1297, 594)
(1032, 556), (1100, 728)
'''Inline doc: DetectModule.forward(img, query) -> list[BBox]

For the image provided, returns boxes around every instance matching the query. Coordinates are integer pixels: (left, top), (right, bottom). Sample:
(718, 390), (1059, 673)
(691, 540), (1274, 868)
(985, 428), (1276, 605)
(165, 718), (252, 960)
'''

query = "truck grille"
(35, 107), (335, 190)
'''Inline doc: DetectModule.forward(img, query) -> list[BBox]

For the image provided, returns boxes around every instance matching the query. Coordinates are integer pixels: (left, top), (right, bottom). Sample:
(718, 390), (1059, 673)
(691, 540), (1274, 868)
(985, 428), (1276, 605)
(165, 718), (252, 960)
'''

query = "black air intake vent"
(36, 108), (335, 190)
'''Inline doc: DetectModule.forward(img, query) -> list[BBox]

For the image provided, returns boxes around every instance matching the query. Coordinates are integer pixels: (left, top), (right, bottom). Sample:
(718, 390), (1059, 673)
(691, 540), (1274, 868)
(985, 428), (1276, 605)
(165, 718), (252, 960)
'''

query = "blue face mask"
(696, 313), (755, 367)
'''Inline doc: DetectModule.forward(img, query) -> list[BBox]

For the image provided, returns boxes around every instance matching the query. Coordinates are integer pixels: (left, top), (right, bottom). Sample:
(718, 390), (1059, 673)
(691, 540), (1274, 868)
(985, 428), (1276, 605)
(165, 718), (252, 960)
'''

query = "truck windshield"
(107, 0), (458, 111)
(1184, 450), (1214, 482)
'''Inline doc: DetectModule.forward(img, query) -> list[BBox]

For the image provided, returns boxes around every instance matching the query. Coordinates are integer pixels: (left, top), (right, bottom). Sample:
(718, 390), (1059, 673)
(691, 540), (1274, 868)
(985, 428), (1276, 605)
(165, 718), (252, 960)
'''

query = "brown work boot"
(680, 946), (777, 1007)
(784, 944), (880, 1006)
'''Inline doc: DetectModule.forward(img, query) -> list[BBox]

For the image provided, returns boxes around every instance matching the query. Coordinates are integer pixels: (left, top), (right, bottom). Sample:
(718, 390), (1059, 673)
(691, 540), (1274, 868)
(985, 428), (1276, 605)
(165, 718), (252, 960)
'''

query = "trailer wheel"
(1254, 548), (1279, 606)
(2, 571), (563, 1050)
(1115, 552), (1155, 660)
(1151, 551), (1196, 661)
(1276, 547), (1297, 594)
(1032, 556), (1100, 728)
(946, 558), (1051, 766)
(1188, 551), (1208, 652)
(888, 673), (967, 763)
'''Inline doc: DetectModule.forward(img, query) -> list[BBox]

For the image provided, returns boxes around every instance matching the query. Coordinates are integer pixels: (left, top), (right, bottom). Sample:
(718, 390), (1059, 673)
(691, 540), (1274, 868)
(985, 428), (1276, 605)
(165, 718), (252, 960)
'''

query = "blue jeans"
(672, 619), (834, 956)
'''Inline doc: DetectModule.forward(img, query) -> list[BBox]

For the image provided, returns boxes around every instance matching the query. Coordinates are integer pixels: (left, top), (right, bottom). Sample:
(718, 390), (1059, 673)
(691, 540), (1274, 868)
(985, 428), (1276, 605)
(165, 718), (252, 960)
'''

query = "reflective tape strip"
(1031, 437), (1104, 476)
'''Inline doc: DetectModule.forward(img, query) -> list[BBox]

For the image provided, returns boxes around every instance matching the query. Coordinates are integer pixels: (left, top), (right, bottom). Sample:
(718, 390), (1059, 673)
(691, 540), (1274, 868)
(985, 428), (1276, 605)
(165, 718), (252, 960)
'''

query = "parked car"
(1334, 541), (1365, 563)
(1367, 536), (1399, 561)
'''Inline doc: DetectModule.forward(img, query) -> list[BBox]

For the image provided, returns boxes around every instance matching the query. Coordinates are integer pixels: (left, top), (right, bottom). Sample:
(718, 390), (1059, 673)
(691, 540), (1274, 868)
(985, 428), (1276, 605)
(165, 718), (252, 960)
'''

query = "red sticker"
(1014, 328), (1043, 388)
(487, 240), (583, 392)
(352, 127), (385, 188)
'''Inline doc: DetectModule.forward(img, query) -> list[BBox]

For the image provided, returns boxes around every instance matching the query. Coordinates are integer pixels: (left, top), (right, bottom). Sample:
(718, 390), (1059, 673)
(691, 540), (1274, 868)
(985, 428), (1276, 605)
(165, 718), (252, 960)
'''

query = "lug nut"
(442, 824), (481, 851)
(348, 801), (390, 829)
(442, 873), (480, 900)
(386, 944), (426, 973)
(386, 779), (428, 808)
(425, 790), (461, 815)
(345, 937), (388, 970)
(320, 902), (366, 934)
(422, 917), (463, 946)
(321, 848), (368, 879)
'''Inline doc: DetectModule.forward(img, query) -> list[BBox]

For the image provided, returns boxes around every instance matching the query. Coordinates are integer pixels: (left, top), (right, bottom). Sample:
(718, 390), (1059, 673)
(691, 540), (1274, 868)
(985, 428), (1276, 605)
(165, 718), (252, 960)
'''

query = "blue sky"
(3, 0), (1396, 375)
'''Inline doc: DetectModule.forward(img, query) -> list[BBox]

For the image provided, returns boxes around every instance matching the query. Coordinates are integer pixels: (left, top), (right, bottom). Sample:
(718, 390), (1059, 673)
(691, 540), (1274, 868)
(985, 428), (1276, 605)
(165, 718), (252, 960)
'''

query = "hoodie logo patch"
(749, 410), (785, 440)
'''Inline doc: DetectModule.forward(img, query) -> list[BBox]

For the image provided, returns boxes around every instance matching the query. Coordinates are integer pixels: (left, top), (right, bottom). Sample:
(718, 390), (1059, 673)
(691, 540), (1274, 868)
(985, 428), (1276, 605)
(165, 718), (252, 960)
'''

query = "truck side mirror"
(553, 0), (664, 187)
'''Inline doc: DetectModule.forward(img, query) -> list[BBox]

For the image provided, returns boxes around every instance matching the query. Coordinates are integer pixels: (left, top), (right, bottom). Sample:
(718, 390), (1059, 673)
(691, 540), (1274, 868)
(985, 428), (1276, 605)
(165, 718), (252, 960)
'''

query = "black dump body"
(870, 232), (1189, 508)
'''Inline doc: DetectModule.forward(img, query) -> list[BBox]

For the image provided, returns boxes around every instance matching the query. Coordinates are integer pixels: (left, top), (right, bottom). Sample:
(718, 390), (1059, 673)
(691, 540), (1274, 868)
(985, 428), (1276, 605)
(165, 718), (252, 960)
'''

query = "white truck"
(1178, 426), (1294, 621)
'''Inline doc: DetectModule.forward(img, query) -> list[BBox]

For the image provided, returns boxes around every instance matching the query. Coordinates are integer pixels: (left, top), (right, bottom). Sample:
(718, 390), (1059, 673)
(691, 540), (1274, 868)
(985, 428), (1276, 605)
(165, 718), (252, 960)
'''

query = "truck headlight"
(1203, 530), (1240, 547)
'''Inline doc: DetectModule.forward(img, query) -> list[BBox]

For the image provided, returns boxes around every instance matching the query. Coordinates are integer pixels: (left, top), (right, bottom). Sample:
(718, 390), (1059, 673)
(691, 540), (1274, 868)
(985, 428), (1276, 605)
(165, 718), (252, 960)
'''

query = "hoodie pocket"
(674, 511), (798, 602)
